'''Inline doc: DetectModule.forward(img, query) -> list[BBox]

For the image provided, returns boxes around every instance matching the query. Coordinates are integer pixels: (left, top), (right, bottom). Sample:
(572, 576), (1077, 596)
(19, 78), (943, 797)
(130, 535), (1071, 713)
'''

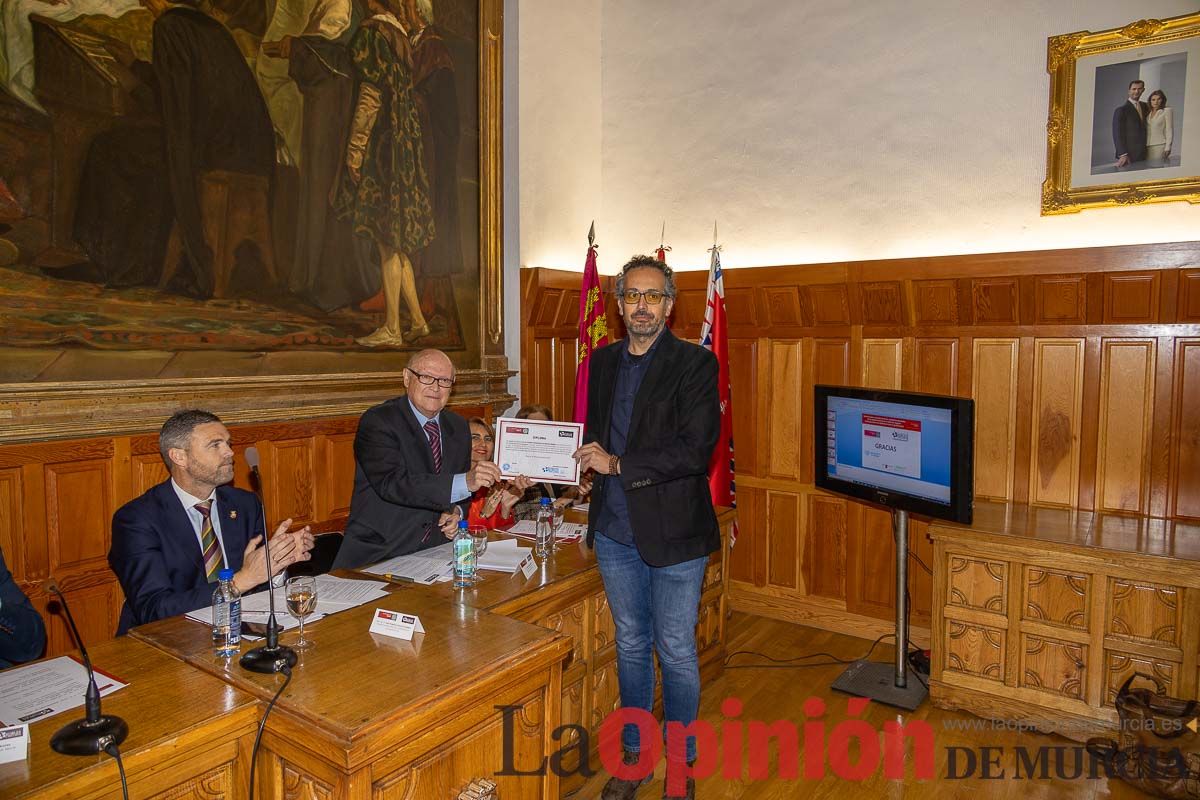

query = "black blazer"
(1113, 100), (1149, 161)
(109, 480), (261, 635)
(333, 396), (472, 570)
(584, 328), (721, 566)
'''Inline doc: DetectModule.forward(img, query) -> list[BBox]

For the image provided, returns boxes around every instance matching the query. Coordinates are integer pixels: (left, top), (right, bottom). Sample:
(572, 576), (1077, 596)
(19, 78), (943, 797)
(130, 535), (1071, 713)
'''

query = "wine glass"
(285, 576), (317, 650)
(469, 524), (488, 583)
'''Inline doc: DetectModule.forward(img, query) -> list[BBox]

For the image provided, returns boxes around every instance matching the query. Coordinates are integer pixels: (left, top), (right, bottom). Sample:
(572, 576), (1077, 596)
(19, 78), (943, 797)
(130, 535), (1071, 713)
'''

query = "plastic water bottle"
(212, 568), (241, 657)
(535, 497), (553, 559)
(453, 519), (476, 587)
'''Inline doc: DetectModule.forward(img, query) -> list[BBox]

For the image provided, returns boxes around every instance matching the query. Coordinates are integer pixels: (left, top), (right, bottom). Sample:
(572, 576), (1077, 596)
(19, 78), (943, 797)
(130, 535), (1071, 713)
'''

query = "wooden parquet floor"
(569, 612), (1155, 798)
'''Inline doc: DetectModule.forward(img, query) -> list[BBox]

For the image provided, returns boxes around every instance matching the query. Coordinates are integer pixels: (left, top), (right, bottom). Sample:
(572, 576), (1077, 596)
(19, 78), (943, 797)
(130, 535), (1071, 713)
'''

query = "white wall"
(514, 0), (1198, 274)
(516, 0), (603, 269)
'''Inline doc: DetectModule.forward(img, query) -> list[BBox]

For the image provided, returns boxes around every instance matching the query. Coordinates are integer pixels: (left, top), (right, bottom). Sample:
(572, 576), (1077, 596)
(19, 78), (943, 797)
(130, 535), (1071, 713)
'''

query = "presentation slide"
(826, 397), (953, 504)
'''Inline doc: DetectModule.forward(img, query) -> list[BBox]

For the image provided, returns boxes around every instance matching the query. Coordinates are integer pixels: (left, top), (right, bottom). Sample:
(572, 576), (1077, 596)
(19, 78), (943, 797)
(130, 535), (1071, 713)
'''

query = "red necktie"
(424, 420), (442, 473)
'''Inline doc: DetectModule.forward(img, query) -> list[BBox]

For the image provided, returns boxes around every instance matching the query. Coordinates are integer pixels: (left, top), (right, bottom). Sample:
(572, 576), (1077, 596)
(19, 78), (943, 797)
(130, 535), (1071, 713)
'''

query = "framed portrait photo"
(1042, 11), (1200, 214)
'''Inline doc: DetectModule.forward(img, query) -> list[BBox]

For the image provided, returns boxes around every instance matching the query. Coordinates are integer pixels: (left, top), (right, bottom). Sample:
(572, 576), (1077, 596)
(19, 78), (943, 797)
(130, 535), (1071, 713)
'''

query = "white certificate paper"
(0, 656), (127, 726)
(493, 417), (583, 485)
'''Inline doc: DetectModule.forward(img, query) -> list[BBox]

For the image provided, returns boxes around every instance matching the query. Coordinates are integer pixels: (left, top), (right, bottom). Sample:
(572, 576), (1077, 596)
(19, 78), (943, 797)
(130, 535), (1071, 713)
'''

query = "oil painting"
(0, 0), (489, 358)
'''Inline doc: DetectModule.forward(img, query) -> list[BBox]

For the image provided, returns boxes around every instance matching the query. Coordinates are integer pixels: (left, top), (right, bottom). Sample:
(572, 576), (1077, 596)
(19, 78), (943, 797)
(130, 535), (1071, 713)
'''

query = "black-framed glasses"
(407, 368), (455, 389)
(621, 289), (670, 305)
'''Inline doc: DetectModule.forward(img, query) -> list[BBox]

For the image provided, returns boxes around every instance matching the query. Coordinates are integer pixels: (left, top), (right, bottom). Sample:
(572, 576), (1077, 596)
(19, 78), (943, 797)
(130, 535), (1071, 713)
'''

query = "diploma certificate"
(494, 417), (583, 485)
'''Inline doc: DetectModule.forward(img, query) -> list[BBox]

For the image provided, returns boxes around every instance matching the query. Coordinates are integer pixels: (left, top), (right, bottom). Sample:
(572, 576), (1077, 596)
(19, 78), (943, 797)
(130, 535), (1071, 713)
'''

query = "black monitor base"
(50, 714), (129, 755)
(239, 644), (298, 674)
(831, 659), (928, 711)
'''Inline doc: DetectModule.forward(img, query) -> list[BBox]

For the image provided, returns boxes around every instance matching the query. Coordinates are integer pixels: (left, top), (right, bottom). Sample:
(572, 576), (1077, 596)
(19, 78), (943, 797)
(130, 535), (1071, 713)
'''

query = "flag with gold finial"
(573, 222), (609, 424)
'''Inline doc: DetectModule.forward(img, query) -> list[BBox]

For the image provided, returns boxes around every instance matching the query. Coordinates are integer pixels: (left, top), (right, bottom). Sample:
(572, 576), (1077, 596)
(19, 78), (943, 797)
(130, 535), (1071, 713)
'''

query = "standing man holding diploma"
(574, 255), (720, 800)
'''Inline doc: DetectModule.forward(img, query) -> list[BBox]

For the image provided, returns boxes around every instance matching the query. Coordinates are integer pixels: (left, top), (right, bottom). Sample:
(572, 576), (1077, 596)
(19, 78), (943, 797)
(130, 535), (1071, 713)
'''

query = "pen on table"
(384, 573), (415, 583)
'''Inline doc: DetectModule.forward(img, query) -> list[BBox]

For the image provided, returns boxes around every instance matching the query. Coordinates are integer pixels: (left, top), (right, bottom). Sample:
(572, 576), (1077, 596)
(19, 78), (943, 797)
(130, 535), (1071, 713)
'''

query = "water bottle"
(453, 519), (476, 587)
(212, 568), (241, 657)
(535, 497), (553, 559)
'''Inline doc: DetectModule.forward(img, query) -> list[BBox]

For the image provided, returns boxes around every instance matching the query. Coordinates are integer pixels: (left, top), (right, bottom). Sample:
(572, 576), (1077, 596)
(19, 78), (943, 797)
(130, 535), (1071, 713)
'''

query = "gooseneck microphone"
(45, 578), (129, 755)
(238, 447), (297, 675)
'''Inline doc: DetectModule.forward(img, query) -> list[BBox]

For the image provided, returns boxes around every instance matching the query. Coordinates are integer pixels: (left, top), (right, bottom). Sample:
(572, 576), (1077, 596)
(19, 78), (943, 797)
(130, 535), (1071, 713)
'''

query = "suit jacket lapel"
(593, 348), (619, 447)
(155, 480), (206, 575)
(628, 328), (676, 442)
(215, 485), (250, 560)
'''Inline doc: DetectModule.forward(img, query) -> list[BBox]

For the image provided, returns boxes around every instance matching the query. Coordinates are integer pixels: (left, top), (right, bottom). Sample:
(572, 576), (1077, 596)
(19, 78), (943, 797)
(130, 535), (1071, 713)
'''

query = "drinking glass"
(550, 505), (565, 552)
(285, 576), (317, 650)
(469, 524), (488, 583)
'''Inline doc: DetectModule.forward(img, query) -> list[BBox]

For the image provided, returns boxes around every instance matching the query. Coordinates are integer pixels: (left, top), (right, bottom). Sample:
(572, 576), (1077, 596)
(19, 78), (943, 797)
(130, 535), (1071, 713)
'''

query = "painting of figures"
(0, 0), (483, 354)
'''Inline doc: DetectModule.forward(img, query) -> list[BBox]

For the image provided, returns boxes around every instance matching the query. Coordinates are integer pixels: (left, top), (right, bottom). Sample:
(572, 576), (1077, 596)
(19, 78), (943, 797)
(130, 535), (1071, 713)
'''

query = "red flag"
(573, 238), (609, 423)
(698, 245), (738, 546)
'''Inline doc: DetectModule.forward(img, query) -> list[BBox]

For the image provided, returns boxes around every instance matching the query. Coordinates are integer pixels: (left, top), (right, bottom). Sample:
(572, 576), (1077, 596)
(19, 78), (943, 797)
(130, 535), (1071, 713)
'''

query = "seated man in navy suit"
(109, 410), (315, 635)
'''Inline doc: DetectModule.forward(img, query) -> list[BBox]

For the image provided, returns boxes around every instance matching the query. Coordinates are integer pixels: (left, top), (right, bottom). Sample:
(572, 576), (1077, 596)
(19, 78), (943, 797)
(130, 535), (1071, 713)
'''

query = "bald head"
(403, 349), (455, 418)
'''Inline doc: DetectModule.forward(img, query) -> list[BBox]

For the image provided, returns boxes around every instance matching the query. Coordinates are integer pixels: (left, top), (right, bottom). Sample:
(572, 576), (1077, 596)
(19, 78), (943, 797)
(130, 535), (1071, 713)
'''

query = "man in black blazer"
(333, 349), (502, 570)
(0, 545), (46, 667)
(109, 410), (313, 635)
(574, 255), (720, 800)
(1113, 79), (1149, 168)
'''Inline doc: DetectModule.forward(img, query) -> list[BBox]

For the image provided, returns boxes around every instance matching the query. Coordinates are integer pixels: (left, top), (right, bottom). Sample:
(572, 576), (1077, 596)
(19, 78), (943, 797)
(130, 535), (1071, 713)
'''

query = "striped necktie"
(195, 500), (224, 582)
(424, 419), (442, 473)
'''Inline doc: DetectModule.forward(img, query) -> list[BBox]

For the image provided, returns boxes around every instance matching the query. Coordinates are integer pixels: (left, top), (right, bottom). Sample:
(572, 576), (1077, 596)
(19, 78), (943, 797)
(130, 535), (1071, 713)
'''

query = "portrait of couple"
(1090, 53), (1185, 176)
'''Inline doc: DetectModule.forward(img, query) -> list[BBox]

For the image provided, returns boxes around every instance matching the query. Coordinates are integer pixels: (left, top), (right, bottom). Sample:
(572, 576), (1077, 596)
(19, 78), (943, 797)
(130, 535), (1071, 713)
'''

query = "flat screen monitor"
(814, 385), (974, 524)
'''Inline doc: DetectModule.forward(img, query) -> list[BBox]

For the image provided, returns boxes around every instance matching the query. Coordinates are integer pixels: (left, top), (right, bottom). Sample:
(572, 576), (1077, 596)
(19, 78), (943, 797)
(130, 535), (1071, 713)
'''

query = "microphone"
(45, 578), (129, 755)
(238, 447), (297, 675)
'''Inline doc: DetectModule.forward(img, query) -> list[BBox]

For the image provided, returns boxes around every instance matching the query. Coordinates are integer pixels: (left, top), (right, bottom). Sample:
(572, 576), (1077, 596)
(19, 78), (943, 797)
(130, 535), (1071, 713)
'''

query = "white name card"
(519, 554), (537, 579)
(369, 609), (425, 641)
(0, 725), (29, 764)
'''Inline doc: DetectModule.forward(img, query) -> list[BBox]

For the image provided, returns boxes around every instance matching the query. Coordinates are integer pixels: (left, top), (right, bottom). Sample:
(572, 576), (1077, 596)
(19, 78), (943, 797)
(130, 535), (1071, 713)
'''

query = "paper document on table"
(183, 603), (326, 633)
(477, 538), (534, 572)
(364, 542), (456, 584)
(505, 521), (584, 541)
(0, 656), (127, 726)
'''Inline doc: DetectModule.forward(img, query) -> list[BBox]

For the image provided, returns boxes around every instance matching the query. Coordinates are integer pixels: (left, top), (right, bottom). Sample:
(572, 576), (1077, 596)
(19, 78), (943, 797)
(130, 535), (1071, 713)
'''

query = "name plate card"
(0, 725), (29, 764)
(369, 609), (425, 641)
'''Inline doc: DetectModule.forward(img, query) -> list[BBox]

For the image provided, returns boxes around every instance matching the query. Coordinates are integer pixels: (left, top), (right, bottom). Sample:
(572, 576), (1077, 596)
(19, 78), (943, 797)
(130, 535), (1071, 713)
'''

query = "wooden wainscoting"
(0, 401), (493, 658)
(519, 241), (1200, 644)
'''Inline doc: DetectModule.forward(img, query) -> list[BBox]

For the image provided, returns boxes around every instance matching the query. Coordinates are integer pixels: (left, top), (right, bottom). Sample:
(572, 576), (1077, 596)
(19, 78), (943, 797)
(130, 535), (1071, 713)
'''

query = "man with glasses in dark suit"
(574, 255), (721, 800)
(334, 349), (503, 569)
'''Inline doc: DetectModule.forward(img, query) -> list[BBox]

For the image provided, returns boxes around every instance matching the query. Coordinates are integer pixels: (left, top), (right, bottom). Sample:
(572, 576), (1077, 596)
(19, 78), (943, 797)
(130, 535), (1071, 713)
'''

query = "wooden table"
(133, 588), (571, 799)
(9, 506), (733, 799)
(0, 636), (259, 800)
(929, 501), (1200, 740)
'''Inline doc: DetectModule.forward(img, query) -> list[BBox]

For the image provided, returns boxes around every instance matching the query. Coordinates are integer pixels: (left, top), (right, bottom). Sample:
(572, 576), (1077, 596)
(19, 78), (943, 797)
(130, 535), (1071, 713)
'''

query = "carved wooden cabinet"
(930, 502), (1200, 740)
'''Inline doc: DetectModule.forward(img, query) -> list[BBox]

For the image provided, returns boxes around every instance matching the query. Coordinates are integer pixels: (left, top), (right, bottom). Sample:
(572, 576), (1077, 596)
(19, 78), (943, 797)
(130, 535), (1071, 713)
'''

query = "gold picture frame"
(1042, 11), (1200, 214)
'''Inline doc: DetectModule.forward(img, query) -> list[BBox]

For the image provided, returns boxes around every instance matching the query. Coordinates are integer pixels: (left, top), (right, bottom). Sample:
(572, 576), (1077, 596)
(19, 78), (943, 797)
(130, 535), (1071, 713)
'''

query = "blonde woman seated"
(1146, 89), (1174, 165)
(512, 404), (593, 520)
(466, 417), (532, 530)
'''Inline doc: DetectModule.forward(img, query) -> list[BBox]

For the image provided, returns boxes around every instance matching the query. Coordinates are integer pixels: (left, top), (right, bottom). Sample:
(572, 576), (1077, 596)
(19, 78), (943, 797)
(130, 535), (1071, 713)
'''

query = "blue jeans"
(594, 532), (708, 762)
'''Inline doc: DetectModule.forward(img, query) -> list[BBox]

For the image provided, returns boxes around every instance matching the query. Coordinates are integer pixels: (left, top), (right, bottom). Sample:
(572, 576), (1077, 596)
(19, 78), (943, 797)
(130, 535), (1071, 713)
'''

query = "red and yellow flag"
(573, 236), (609, 424)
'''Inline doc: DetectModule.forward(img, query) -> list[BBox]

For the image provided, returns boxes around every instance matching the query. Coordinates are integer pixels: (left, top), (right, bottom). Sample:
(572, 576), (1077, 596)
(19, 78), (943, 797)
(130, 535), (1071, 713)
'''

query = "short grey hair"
(614, 254), (676, 300)
(159, 410), (222, 466)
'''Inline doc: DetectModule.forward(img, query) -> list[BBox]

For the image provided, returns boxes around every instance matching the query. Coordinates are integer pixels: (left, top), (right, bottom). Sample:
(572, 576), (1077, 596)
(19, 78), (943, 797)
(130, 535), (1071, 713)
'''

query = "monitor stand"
(830, 509), (928, 711)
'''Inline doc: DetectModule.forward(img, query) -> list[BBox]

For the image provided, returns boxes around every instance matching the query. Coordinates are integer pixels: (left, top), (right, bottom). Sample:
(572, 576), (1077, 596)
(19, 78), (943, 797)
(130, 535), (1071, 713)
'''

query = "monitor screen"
(815, 386), (974, 523)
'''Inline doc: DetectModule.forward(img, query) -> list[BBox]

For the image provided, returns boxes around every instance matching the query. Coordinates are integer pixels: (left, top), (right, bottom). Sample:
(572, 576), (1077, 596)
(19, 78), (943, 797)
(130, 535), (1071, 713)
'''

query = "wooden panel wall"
(0, 400), (494, 659)
(520, 241), (1200, 642)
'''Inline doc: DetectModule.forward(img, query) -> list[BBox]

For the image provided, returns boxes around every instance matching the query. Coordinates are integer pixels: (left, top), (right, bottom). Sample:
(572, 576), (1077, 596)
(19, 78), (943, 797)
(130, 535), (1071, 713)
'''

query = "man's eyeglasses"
(621, 289), (670, 305)
(407, 368), (455, 389)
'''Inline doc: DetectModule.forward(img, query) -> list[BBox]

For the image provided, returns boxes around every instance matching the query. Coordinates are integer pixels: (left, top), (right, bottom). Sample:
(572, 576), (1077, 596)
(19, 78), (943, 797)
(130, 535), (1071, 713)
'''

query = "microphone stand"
(239, 460), (297, 674)
(46, 579), (129, 755)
